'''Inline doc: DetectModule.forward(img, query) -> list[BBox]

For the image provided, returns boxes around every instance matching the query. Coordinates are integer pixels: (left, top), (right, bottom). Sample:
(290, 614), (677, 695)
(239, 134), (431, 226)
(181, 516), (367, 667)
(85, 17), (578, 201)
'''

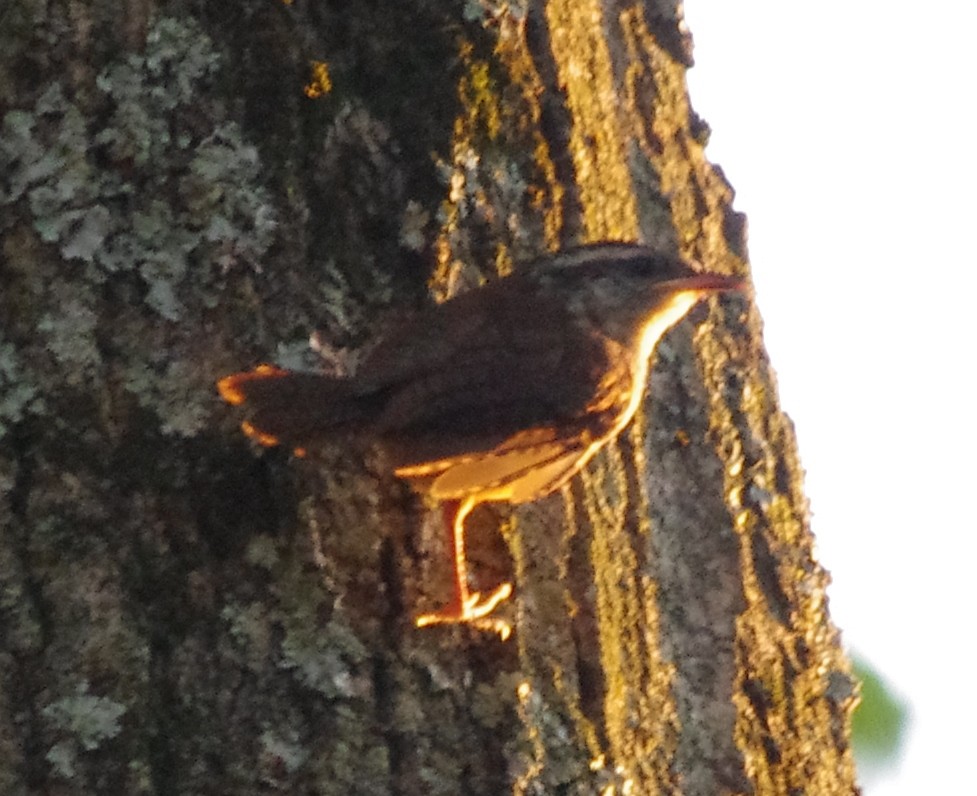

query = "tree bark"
(0, 1), (858, 794)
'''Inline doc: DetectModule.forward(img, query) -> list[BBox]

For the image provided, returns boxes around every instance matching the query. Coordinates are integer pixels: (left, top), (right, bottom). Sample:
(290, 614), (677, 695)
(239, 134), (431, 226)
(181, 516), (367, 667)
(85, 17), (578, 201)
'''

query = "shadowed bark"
(0, 1), (858, 793)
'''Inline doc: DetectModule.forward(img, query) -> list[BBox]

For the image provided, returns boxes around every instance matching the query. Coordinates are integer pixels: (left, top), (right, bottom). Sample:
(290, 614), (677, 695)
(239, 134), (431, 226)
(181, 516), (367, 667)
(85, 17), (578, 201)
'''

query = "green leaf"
(851, 655), (909, 766)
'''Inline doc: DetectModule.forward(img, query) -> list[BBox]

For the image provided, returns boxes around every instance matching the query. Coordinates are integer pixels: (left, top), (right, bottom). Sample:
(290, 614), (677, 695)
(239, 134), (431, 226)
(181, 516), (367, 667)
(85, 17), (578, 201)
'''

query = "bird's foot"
(415, 583), (513, 640)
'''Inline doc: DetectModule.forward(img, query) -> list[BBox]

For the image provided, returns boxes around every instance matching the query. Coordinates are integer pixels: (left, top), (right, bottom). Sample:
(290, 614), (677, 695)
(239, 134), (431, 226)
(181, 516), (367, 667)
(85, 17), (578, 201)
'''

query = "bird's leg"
(415, 497), (513, 639)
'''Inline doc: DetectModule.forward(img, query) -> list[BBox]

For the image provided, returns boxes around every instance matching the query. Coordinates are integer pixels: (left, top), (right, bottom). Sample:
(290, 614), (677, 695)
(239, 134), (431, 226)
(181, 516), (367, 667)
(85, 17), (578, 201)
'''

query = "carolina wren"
(218, 243), (744, 638)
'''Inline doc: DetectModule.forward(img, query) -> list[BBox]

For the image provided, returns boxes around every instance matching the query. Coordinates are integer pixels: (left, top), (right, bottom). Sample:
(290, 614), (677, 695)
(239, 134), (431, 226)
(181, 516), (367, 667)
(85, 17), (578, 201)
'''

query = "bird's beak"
(664, 273), (748, 296)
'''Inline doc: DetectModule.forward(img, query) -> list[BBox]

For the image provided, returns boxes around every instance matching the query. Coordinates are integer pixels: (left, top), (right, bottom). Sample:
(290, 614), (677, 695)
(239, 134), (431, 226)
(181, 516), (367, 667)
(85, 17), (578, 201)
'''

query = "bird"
(217, 242), (745, 638)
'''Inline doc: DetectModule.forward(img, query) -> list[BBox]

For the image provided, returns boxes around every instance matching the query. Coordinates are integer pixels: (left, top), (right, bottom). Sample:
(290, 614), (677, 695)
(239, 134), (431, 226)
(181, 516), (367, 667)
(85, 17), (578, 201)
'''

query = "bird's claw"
(415, 583), (513, 640)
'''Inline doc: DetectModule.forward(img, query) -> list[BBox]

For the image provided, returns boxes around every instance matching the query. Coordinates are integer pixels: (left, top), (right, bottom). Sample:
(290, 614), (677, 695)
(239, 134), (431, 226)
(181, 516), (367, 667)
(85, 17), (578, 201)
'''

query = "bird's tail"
(217, 365), (369, 452)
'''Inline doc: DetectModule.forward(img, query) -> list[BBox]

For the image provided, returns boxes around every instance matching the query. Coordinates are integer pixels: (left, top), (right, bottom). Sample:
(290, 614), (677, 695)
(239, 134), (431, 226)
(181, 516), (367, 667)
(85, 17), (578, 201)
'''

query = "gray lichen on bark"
(0, 1), (857, 794)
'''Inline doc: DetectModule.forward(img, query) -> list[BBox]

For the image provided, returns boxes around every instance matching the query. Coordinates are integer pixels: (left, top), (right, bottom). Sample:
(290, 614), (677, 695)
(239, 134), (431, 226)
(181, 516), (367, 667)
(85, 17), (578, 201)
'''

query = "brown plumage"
(218, 243), (745, 637)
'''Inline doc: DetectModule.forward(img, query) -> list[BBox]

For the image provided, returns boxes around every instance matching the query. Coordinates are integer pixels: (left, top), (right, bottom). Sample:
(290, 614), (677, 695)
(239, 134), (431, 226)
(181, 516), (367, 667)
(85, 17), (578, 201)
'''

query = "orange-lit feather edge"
(217, 365), (306, 456)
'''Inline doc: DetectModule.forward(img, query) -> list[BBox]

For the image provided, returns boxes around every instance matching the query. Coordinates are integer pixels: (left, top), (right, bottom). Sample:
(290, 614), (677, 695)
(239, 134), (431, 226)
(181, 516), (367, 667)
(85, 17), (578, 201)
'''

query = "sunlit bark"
(0, 1), (857, 793)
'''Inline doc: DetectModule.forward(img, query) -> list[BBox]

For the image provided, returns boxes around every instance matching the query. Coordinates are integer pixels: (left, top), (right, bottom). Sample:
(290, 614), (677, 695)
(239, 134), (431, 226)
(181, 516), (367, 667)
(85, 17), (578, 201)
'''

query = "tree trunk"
(0, 1), (858, 794)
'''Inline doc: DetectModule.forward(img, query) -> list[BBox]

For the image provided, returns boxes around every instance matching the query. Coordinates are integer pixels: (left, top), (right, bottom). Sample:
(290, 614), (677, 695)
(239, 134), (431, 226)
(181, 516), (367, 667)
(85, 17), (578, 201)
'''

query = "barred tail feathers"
(217, 365), (367, 449)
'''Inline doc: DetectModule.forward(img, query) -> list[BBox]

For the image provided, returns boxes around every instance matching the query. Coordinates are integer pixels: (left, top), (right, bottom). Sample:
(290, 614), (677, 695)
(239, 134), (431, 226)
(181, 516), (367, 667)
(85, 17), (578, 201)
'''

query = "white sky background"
(683, 1), (976, 792)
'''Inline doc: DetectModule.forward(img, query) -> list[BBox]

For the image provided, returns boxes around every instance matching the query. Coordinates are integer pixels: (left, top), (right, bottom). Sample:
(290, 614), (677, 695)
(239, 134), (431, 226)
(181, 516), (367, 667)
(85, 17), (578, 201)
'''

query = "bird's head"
(529, 242), (746, 346)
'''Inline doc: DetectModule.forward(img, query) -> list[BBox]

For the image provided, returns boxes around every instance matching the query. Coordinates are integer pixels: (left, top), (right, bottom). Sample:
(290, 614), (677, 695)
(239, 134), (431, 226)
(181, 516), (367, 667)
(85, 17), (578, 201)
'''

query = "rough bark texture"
(0, 0), (859, 794)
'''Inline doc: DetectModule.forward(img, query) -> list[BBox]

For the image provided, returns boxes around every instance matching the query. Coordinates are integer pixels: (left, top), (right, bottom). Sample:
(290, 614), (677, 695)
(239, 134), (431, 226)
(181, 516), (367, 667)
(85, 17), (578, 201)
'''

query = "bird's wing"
(380, 314), (638, 508)
(215, 278), (606, 454)
(357, 276), (575, 390)
(374, 309), (631, 458)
